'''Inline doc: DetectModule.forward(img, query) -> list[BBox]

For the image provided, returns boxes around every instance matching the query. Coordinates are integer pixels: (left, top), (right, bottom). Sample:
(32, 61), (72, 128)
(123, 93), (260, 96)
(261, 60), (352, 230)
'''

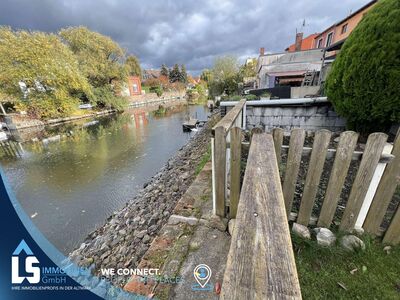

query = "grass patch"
(195, 144), (211, 176)
(293, 234), (400, 299)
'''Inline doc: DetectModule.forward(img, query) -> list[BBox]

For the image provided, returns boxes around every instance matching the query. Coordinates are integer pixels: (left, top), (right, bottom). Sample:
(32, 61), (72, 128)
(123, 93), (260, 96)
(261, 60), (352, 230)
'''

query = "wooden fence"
(272, 128), (400, 244)
(212, 100), (400, 245)
(0, 140), (22, 158)
(211, 99), (246, 217)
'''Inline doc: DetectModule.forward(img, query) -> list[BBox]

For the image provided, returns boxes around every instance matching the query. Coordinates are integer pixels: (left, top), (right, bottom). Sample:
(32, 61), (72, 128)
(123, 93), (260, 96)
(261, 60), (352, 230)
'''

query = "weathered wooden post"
(363, 129), (400, 235)
(272, 127), (284, 166)
(229, 126), (241, 218)
(214, 126), (227, 217)
(318, 131), (359, 228)
(282, 128), (305, 217)
(297, 129), (331, 226)
(340, 132), (388, 231)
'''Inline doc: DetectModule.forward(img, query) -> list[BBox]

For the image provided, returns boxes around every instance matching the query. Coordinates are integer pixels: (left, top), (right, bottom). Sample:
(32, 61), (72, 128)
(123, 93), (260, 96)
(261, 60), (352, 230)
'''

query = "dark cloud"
(0, 0), (369, 74)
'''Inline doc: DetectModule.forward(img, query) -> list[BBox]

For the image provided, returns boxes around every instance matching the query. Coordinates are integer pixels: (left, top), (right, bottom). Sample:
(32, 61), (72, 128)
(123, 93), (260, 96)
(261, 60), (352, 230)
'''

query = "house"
(142, 69), (161, 80)
(314, 0), (377, 53)
(119, 76), (142, 97)
(314, 0), (377, 85)
(127, 76), (142, 96)
(256, 47), (323, 94)
(285, 32), (319, 52)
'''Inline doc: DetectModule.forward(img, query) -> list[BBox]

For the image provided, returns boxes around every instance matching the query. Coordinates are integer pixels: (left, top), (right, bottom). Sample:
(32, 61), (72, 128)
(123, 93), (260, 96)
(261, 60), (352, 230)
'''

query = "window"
(326, 32), (334, 47)
(132, 83), (138, 93)
(317, 38), (323, 48)
(341, 23), (348, 34)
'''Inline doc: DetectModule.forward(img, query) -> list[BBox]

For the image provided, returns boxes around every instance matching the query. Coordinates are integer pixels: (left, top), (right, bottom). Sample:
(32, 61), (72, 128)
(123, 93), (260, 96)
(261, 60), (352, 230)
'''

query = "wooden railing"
(273, 128), (400, 244)
(211, 99), (246, 217)
(220, 133), (301, 299)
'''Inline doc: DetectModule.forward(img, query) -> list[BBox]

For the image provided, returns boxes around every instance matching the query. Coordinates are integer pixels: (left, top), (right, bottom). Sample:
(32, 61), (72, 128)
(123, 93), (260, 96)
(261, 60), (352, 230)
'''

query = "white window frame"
(316, 38), (323, 49)
(341, 23), (348, 34)
(325, 31), (334, 47)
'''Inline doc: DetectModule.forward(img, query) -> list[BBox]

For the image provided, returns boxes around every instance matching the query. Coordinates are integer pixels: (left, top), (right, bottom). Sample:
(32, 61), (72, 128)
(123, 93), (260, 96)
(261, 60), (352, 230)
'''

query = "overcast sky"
(0, 0), (369, 74)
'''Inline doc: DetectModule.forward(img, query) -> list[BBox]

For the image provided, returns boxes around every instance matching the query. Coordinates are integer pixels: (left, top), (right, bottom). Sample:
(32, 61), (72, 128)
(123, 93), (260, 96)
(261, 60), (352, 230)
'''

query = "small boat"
(182, 118), (198, 131)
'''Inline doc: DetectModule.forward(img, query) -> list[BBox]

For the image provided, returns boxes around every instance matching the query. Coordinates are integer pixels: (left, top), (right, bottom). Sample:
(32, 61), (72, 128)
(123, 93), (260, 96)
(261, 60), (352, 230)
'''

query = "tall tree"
(125, 55), (142, 77)
(169, 64), (181, 83)
(200, 69), (212, 83)
(0, 27), (92, 119)
(180, 64), (188, 83)
(209, 55), (241, 96)
(160, 64), (169, 77)
(59, 26), (127, 88)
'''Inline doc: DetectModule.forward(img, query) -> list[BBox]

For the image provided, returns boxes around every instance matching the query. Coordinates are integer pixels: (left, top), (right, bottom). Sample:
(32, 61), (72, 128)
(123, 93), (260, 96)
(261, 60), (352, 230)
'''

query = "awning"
(278, 78), (304, 84)
(267, 70), (306, 77)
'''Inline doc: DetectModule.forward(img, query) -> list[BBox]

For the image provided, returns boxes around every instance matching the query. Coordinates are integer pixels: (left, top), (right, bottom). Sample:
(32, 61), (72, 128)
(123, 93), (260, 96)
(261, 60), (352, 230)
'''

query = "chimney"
(259, 47), (265, 56)
(295, 32), (303, 51)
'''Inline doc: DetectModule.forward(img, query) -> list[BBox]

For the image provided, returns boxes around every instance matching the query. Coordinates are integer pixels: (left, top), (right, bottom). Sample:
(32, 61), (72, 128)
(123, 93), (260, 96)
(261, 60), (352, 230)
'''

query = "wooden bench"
(220, 133), (302, 300)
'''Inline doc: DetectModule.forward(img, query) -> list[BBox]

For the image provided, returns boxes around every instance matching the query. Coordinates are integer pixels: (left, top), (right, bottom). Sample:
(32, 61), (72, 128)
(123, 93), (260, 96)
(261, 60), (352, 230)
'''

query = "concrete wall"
(245, 104), (346, 132)
(222, 99), (346, 132)
(128, 90), (186, 104)
(290, 86), (320, 98)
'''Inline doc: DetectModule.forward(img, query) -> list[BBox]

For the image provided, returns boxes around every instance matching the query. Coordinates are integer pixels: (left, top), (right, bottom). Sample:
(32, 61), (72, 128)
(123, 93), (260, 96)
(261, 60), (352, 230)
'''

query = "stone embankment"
(68, 116), (217, 287)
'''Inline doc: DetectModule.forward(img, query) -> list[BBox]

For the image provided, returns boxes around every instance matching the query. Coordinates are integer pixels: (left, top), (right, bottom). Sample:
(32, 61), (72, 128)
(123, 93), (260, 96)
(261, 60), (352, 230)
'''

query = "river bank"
(68, 114), (218, 286)
(7, 98), (188, 132)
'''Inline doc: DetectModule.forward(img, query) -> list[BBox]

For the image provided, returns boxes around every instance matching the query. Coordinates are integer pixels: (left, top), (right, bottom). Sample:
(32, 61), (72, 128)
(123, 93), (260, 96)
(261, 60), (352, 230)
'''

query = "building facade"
(313, 0), (377, 50)
(256, 48), (324, 89)
(285, 33), (319, 52)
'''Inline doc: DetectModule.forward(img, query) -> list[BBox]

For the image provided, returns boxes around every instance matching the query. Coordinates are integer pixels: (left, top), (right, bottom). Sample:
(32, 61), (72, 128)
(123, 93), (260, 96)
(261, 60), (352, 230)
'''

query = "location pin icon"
(194, 264), (212, 288)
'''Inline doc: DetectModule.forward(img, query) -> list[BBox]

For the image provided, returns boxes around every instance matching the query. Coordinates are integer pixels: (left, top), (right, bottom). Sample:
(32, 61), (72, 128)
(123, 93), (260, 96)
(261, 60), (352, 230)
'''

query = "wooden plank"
(282, 128), (305, 216)
(297, 130), (331, 226)
(272, 127), (284, 165)
(340, 133), (388, 231)
(364, 130), (400, 235)
(220, 133), (301, 300)
(383, 205), (400, 245)
(317, 131), (359, 228)
(229, 127), (241, 218)
(214, 126), (227, 217)
(212, 99), (246, 134)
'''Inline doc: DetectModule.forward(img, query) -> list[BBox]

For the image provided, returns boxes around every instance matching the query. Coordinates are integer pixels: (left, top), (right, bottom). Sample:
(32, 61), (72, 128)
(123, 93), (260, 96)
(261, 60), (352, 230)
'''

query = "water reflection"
(1, 104), (208, 254)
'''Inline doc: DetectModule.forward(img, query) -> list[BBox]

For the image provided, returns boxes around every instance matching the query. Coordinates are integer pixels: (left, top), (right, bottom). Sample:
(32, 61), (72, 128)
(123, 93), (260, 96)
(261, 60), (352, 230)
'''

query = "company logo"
(192, 264), (213, 291)
(11, 240), (40, 284)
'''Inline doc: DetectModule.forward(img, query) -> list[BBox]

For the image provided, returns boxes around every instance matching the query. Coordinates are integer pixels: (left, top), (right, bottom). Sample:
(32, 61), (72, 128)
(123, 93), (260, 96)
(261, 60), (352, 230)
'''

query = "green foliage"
(209, 55), (242, 97)
(125, 55), (142, 77)
(60, 26), (127, 89)
(0, 27), (92, 119)
(169, 64), (181, 83)
(150, 85), (163, 97)
(200, 69), (211, 83)
(160, 64), (169, 77)
(195, 144), (211, 175)
(325, 0), (400, 133)
(239, 58), (257, 78)
(92, 86), (127, 111)
(293, 234), (400, 299)
(180, 64), (188, 83)
(245, 94), (259, 101)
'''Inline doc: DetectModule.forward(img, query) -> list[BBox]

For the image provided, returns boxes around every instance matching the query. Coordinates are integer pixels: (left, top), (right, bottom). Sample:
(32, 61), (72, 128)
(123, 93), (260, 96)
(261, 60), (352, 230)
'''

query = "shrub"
(325, 0), (400, 133)
(150, 86), (163, 97)
(245, 94), (259, 101)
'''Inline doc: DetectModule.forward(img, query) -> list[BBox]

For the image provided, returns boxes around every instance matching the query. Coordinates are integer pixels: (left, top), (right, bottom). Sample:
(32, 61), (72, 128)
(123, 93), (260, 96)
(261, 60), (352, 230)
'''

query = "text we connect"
(101, 268), (160, 276)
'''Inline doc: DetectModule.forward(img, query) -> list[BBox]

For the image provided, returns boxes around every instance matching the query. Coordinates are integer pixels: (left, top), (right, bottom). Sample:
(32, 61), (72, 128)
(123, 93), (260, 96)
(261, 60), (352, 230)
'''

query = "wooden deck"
(220, 133), (301, 300)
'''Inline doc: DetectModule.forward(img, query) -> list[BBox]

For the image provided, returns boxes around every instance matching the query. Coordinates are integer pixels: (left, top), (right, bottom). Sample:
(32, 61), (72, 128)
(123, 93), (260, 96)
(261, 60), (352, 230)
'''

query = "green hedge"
(325, 0), (400, 133)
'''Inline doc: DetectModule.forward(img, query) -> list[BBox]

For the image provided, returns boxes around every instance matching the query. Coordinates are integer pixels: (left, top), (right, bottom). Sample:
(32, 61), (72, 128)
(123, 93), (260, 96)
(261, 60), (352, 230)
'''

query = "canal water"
(1, 104), (208, 254)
